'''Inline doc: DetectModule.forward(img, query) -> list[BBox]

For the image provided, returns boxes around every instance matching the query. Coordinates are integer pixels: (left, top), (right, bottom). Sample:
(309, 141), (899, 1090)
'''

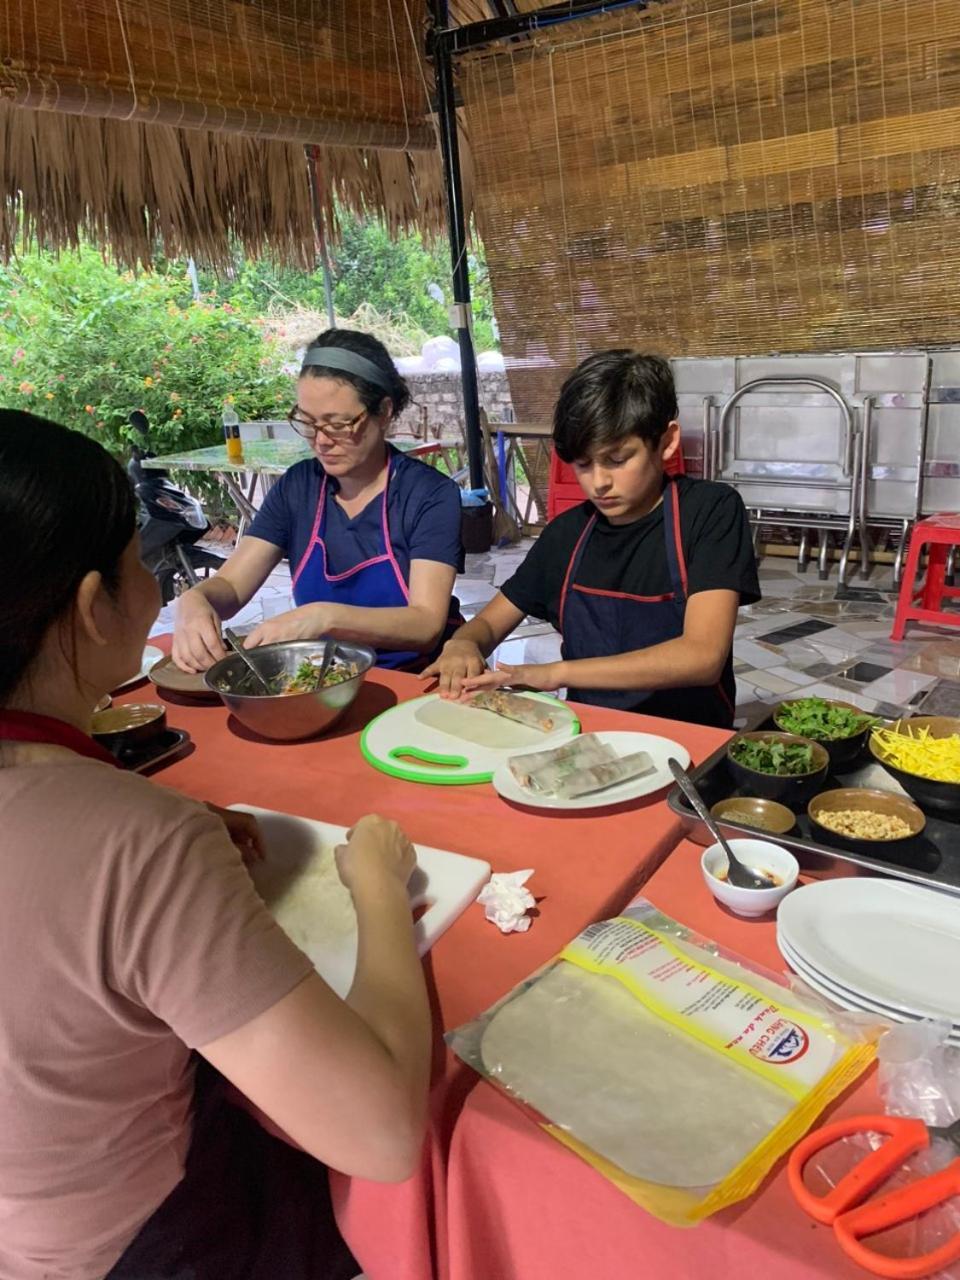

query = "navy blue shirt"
(248, 446), (465, 586)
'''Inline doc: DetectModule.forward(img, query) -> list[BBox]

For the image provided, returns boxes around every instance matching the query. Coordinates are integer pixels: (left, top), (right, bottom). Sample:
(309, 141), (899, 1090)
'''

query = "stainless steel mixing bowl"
(204, 639), (376, 741)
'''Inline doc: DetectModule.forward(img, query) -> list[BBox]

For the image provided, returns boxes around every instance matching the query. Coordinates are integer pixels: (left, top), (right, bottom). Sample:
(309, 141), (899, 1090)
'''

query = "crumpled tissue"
(476, 870), (536, 934)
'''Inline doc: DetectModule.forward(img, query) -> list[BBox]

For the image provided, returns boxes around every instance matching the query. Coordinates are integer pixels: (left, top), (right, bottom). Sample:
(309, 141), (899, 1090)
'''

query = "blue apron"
(558, 481), (733, 721)
(291, 457), (456, 670)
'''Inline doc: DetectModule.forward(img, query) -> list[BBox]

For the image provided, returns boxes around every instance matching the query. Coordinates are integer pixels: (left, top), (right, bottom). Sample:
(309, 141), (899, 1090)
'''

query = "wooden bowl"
(773, 697), (873, 767)
(869, 716), (960, 814)
(808, 787), (926, 854)
(726, 731), (830, 807)
(709, 796), (796, 837)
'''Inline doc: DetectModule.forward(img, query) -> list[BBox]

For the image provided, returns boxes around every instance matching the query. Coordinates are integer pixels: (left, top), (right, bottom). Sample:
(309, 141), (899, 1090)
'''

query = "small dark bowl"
(92, 702), (167, 753)
(726, 731), (830, 807)
(773, 698), (873, 767)
(709, 796), (796, 837)
(869, 716), (960, 814)
(808, 787), (926, 855)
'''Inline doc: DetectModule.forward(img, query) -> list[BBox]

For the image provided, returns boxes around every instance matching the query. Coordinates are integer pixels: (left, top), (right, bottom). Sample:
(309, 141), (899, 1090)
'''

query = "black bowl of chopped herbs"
(773, 697), (877, 766)
(726, 731), (830, 806)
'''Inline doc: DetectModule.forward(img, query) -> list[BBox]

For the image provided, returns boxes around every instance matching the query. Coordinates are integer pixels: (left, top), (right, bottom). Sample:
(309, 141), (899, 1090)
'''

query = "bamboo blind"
(462, 0), (960, 423)
(0, 1), (434, 151)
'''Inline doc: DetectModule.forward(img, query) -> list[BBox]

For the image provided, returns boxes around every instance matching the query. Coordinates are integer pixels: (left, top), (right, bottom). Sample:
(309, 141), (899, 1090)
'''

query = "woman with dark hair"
(0, 411), (430, 1278)
(174, 328), (463, 673)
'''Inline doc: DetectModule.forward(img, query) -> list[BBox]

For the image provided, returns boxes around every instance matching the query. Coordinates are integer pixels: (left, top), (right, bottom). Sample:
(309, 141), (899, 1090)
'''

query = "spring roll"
(469, 689), (559, 733)
(554, 750), (656, 799)
(509, 734), (617, 791)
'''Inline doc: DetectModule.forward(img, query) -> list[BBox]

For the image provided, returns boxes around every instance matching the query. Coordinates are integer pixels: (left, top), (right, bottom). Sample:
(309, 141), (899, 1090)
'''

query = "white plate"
(114, 645), (164, 692)
(777, 879), (960, 1024)
(777, 932), (960, 1044)
(777, 927), (960, 1025)
(491, 731), (690, 811)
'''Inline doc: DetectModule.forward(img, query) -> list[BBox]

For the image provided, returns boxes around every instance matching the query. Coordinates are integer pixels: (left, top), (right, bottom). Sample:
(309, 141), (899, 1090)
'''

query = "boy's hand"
(459, 661), (564, 696)
(419, 640), (487, 698)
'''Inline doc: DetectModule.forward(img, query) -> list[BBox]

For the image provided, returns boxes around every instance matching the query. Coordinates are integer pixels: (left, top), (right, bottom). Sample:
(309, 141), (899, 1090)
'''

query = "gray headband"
(299, 345), (395, 394)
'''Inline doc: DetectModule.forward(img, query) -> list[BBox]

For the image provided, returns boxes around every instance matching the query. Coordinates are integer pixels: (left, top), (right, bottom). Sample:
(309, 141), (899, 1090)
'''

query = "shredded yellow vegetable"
(871, 722), (960, 782)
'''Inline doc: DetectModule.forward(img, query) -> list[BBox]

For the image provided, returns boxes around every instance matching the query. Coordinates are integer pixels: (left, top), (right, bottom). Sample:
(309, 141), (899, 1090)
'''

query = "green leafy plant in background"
(193, 211), (500, 353)
(0, 245), (292, 460)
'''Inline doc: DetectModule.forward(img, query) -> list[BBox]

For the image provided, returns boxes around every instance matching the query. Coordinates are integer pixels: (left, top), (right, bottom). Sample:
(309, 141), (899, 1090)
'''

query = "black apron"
(106, 1061), (358, 1280)
(558, 481), (735, 725)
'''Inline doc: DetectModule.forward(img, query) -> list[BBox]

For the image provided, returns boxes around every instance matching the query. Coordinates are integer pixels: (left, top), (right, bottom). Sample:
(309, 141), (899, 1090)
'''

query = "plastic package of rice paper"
(447, 899), (878, 1225)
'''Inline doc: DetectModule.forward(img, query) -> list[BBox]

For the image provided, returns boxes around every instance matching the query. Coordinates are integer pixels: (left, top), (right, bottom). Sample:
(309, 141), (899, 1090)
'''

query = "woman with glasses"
(173, 329), (464, 673)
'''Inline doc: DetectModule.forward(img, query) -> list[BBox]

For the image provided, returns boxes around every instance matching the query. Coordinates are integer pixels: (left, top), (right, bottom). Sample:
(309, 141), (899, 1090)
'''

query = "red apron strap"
(0, 709), (120, 767)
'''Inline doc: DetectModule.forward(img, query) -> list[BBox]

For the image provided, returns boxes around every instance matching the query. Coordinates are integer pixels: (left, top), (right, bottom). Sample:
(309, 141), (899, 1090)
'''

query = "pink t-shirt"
(0, 752), (313, 1280)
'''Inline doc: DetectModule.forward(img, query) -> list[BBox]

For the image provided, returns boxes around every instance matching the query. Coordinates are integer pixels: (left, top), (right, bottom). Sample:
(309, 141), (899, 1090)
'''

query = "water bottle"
(223, 404), (243, 463)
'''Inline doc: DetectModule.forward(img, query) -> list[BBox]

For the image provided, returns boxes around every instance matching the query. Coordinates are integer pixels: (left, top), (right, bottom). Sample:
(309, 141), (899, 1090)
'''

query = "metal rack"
(678, 352), (960, 584)
(705, 376), (866, 585)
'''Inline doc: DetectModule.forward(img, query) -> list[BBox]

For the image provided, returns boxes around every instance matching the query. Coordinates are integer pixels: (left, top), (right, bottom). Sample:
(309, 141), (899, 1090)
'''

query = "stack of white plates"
(776, 879), (960, 1045)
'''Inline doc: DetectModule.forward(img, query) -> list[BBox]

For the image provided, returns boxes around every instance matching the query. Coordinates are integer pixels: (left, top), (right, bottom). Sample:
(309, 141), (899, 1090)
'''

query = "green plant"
(0, 246), (292, 462)
(196, 213), (501, 353)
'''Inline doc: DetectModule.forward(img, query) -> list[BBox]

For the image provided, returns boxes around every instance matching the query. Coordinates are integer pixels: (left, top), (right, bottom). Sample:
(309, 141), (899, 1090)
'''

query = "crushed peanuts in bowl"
(813, 809), (912, 841)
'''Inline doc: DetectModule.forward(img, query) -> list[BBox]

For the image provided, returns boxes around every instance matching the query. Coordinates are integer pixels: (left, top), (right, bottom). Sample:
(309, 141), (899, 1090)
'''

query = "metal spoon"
(668, 758), (778, 890)
(223, 628), (274, 695)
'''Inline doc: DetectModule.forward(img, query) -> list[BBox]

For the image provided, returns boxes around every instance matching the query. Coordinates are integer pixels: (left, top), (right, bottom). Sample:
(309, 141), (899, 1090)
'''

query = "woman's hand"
(335, 815), (416, 897)
(419, 639), (487, 698)
(459, 660), (564, 696)
(173, 590), (227, 673)
(206, 803), (265, 864)
(243, 604), (334, 650)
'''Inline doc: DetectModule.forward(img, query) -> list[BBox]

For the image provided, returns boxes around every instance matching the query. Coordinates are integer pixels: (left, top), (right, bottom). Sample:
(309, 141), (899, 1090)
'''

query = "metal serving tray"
(666, 741), (960, 898)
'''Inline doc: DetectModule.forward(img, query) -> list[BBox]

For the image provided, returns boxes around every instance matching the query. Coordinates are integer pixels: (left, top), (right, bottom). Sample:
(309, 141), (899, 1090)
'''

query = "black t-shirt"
(501, 477), (761, 727)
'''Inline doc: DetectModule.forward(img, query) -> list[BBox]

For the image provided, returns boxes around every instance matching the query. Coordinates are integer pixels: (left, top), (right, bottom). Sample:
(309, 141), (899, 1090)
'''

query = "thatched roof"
(0, 0), (556, 266)
(0, 0), (454, 266)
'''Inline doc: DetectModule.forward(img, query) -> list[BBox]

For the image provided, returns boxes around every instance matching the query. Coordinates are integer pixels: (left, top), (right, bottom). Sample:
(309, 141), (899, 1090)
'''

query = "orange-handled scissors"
(788, 1114), (960, 1279)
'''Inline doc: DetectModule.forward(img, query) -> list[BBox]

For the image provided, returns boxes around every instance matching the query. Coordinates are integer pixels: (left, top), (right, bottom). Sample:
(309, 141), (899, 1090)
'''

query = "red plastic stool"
(546, 441), (686, 521)
(890, 514), (960, 640)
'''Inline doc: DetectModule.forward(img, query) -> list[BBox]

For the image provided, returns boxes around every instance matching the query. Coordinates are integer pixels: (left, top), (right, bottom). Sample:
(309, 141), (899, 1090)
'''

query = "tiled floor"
(154, 541), (960, 726)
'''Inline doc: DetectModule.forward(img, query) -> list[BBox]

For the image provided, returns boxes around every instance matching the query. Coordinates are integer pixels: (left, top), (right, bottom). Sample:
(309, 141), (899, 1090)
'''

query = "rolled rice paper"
(508, 733), (615, 790)
(553, 750), (655, 799)
(468, 690), (558, 733)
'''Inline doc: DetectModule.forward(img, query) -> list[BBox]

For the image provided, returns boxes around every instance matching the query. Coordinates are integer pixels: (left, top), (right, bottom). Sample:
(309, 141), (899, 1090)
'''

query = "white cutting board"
(231, 804), (490, 998)
(361, 692), (580, 785)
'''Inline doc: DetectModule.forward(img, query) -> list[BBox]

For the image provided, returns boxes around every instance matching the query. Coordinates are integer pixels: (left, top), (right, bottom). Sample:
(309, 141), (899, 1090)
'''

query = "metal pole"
(437, 0), (646, 55)
(321, 252), (336, 329)
(429, 0), (485, 493)
(305, 145), (337, 330)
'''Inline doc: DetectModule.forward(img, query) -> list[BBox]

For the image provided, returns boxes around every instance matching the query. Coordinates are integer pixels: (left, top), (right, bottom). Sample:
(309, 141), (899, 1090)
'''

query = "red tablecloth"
(123, 656), (728, 1279)
(445, 838), (881, 1280)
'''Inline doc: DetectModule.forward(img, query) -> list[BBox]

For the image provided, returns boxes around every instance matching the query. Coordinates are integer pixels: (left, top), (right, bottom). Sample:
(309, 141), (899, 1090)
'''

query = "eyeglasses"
(287, 406), (369, 441)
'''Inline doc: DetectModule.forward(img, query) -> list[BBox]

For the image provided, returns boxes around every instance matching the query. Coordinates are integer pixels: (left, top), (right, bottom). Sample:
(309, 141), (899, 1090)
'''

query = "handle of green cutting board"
(388, 745), (470, 769)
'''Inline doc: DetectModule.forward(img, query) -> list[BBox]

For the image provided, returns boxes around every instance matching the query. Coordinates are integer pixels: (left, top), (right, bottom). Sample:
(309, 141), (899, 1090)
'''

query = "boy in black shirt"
(422, 350), (759, 727)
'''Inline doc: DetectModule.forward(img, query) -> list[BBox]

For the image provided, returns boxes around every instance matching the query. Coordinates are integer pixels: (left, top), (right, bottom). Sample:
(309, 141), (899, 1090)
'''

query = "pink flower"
(12, 348), (26, 365)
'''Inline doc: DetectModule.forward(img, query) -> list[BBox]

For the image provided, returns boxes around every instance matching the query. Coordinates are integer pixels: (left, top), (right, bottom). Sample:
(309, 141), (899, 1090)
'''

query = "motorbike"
(127, 411), (226, 604)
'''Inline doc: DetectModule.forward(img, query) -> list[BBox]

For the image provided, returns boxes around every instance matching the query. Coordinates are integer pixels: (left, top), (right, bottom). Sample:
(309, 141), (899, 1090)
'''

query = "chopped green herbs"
(774, 697), (876, 742)
(729, 737), (816, 776)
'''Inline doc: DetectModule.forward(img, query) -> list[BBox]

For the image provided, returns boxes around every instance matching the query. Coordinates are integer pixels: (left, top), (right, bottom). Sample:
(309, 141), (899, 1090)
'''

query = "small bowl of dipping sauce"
(701, 838), (799, 918)
(91, 702), (167, 753)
